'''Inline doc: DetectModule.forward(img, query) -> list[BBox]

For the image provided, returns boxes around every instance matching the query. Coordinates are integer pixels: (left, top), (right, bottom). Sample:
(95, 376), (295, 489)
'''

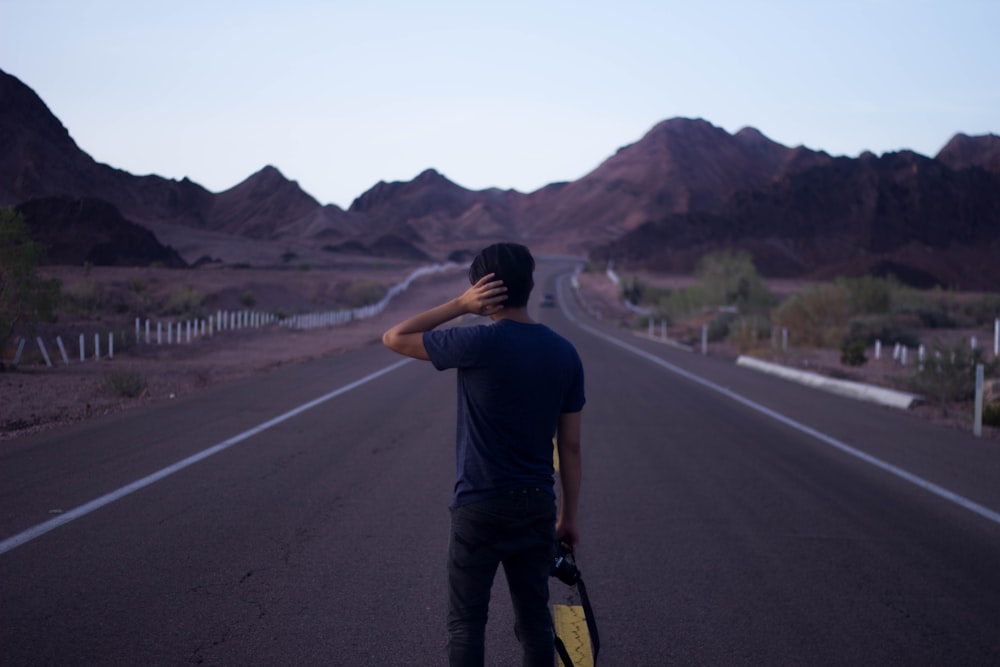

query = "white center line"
(0, 358), (412, 555)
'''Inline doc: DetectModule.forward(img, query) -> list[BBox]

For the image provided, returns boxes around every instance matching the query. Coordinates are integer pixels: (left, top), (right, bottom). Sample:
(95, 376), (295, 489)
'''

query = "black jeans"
(447, 488), (557, 667)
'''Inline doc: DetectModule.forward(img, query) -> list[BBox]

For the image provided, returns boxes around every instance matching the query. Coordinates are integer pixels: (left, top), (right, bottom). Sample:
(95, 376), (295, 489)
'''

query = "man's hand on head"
(459, 273), (508, 317)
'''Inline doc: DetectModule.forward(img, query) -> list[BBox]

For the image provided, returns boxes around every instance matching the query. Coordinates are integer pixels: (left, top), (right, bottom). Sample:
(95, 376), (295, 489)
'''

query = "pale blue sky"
(3, 0), (998, 208)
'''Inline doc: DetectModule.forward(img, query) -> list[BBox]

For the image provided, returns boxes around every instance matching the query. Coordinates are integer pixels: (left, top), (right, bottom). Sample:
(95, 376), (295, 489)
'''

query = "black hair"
(468, 243), (535, 308)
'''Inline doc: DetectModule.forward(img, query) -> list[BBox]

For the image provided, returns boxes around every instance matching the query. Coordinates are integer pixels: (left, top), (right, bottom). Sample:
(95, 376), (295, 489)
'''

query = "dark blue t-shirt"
(423, 319), (585, 508)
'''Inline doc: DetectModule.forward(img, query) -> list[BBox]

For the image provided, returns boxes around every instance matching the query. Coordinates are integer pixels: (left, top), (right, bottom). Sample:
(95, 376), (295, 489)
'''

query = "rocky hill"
(15, 196), (187, 267)
(590, 150), (1000, 289)
(2, 68), (998, 288)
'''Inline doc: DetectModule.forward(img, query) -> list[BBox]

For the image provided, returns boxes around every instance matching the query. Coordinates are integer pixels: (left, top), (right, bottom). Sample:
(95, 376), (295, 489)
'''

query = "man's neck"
(490, 307), (535, 325)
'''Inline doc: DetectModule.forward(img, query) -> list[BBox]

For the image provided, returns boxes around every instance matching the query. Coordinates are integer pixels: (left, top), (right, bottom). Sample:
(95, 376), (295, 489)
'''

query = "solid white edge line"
(556, 275), (1000, 528)
(0, 358), (413, 555)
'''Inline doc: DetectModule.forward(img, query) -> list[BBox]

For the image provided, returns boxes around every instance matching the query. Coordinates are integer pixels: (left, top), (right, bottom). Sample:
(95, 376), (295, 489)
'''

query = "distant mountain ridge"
(2, 68), (998, 288)
(592, 150), (1000, 289)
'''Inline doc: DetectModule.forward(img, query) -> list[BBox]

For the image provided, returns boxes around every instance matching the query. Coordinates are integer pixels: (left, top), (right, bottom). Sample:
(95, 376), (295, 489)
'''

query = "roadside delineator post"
(56, 336), (69, 365)
(13, 338), (26, 368)
(36, 337), (52, 367)
(974, 363), (985, 438)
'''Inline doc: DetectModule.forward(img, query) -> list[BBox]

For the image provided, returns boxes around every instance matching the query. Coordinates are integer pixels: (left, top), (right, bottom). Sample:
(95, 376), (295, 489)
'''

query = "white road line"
(0, 358), (413, 555)
(557, 276), (1000, 528)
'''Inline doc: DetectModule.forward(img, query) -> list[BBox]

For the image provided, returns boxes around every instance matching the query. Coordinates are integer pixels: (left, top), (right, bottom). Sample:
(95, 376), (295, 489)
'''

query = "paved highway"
(2, 259), (999, 666)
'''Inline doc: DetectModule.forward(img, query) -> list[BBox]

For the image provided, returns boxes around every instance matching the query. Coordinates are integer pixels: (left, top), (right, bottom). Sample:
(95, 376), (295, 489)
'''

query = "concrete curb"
(736, 355), (922, 410)
(633, 331), (694, 352)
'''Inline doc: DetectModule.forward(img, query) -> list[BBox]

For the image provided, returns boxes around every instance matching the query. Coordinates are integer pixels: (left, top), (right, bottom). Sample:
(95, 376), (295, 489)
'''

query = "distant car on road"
(540, 293), (556, 308)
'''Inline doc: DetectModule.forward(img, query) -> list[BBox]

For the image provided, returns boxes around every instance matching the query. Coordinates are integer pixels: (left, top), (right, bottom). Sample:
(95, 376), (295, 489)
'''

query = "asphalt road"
(2, 259), (999, 666)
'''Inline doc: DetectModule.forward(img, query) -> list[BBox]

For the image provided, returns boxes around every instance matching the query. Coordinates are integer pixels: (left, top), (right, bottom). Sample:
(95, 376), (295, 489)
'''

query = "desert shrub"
(727, 315), (771, 353)
(840, 340), (867, 366)
(61, 280), (105, 315)
(695, 250), (774, 314)
(907, 343), (998, 404)
(772, 283), (850, 347)
(127, 278), (155, 317)
(704, 310), (737, 342)
(845, 315), (921, 348)
(104, 369), (147, 398)
(983, 402), (1000, 428)
(163, 286), (204, 319)
(240, 290), (256, 308)
(962, 293), (1000, 327)
(656, 283), (711, 322)
(837, 275), (895, 315)
(342, 279), (386, 308)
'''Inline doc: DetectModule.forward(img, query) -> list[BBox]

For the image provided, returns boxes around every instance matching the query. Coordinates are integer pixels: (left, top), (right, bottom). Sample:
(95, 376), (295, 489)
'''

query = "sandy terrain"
(2, 267), (997, 441)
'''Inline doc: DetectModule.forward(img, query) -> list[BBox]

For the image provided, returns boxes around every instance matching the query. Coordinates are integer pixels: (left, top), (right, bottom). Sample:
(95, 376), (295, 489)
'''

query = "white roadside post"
(135, 318), (140, 345)
(701, 324), (708, 355)
(56, 336), (69, 365)
(13, 338), (27, 367)
(94, 333), (100, 361)
(973, 364), (984, 438)
(157, 322), (162, 345)
(36, 337), (53, 367)
(994, 318), (999, 357)
(109, 332), (114, 360)
(875, 340), (882, 361)
(145, 319), (150, 344)
(79, 334), (85, 362)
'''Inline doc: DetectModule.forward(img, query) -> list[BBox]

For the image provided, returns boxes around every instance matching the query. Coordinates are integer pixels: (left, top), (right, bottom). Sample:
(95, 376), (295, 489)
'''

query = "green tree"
(0, 208), (60, 370)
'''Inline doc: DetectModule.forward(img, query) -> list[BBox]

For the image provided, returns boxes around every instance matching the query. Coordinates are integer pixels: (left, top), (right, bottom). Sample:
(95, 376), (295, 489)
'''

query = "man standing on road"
(382, 243), (585, 667)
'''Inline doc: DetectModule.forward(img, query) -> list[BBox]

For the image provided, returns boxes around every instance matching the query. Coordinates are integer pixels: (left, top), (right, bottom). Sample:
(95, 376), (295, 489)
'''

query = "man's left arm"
(381, 273), (507, 360)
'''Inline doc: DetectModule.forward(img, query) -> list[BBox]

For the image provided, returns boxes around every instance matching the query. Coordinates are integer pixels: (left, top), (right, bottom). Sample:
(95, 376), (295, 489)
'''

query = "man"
(382, 243), (585, 667)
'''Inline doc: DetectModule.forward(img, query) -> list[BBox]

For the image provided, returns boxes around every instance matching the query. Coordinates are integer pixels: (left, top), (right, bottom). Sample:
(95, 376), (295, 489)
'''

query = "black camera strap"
(553, 564), (600, 665)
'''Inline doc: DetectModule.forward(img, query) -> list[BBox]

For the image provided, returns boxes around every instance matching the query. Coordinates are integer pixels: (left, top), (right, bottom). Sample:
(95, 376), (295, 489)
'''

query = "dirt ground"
(0, 265), (466, 440)
(2, 268), (997, 441)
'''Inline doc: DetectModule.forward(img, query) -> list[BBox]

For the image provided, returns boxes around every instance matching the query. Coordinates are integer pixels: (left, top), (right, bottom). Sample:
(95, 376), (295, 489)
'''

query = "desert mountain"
(15, 196), (187, 267)
(936, 133), (1000, 174)
(517, 119), (833, 247)
(0, 69), (350, 244)
(2, 68), (998, 288)
(591, 150), (1000, 289)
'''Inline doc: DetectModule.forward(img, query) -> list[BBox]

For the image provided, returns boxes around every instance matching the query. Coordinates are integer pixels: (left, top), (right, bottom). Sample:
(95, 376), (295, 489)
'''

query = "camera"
(550, 542), (580, 585)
